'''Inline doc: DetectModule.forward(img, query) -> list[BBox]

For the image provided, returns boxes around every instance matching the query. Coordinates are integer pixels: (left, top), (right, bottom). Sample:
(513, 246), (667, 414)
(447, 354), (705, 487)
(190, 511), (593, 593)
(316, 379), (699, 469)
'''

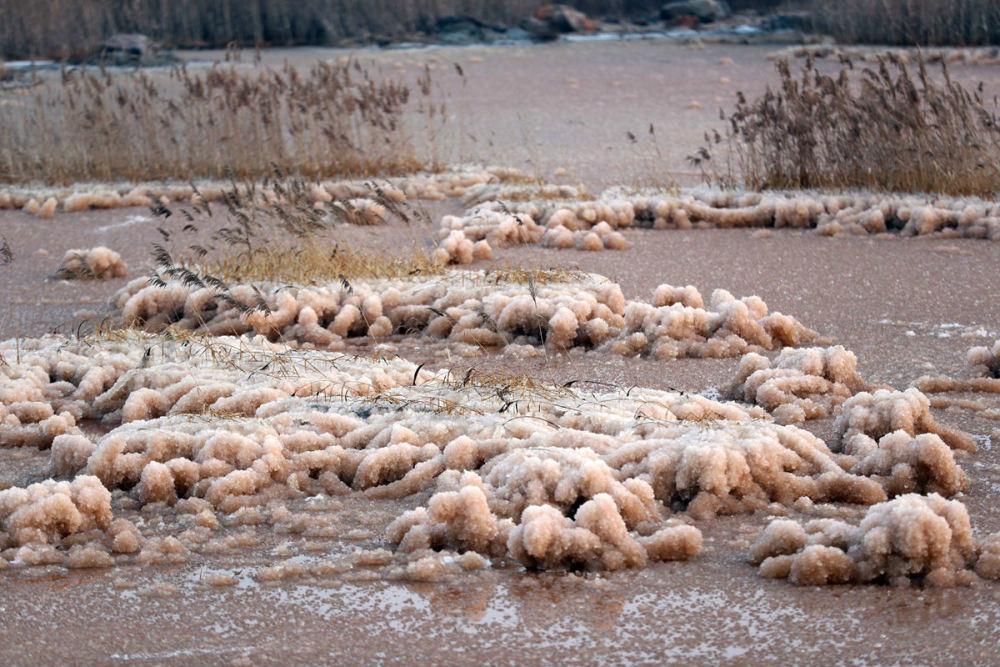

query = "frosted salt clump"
(604, 421), (886, 518)
(57, 247), (128, 280)
(731, 346), (871, 423)
(968, 340), (1000, 379)
(0, 476), (113, 547)
(848, 431), (968, 497)
(0, 166), (530, 217)
(479, 449), (658, 527)
(387, 480), (508, 557)
(38, 197), (58, 219)
(835, 388), (976, 453)
(50, 434), (97, 476)
(112, 269), (816, 359)
(976, 533), (1000, 581)
(752, 494), (979, 586)
(653, 284), (704, 309)
(639, 524), (704, 562)
(913, 341), (1000, 398)
(507, 495), (649, 570)
(393, 481), (677, 573)
(65, 544), (114, 569)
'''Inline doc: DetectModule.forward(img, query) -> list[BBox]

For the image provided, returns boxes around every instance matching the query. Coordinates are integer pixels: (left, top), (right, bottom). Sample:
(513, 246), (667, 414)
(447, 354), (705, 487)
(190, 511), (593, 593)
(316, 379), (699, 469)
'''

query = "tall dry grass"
(0, 1), (515, 60)
(813, 0), (1000, 47)
(149, 175), (440, 302)
(0, 1), (792, 60)
(691, 55), (1000, 197)
(0, 59), (434, 184)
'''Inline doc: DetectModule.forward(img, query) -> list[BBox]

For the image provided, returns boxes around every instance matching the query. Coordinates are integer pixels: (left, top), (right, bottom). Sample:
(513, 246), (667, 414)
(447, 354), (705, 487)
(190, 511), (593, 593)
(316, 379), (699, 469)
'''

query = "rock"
(661, 0), (731, 23)
(761, 13), (814, 33)
(434, 16), (491, 45)
(97, 33), (175, 66)
(522, 16), (559, 41)
(100, 34), (152, 60)
(524, 4), (596, 40)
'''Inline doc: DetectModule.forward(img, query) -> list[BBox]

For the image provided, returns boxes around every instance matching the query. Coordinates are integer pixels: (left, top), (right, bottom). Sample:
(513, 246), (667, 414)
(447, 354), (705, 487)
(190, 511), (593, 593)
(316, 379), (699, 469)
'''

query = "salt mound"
(611, 284), (817, 359)
(750, 494), (980, 586)
(0, 476), (124, 550)
(72, 380), (764, 509)
(914, 340), (1000, 402)
(388, 471), (700, 571)
(731, 346), (870, 423)
(976, 533), (1000, 581)
(461, 182), (589, 208)
(848, 431), (969, 497)
(57, 247), (128, 280)
(969, 340), (1000, 379)
(0, 165), (530, 216)
(112, 271), (817, 359)
(437, 205), (631, 259)
(0, 333), (438, 450)
(479, 186), (1000, 241)
(835, 388), (977, 453)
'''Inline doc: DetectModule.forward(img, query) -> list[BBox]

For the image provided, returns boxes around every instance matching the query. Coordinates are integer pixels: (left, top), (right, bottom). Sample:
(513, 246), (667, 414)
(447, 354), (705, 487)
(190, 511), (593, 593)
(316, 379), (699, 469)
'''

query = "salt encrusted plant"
(0, 166), (531, 216)
(112, 271), (818, 361)
(56, 246), (128, 280)
(750, 494), (983, 587)
(968, 341), (1000, 379)
(834, 387), (977, 453)
(730, 346), (871, 423)
(0, 476), (141, 565)
(913, 340), (1000, 401)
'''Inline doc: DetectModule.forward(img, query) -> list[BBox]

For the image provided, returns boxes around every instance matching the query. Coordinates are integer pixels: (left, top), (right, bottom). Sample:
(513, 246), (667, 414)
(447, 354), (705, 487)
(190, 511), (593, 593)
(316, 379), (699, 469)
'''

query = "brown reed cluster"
(0, 59), (431, 184)
(813, 0), (1000, 47)
(691, 54), (1000, 197)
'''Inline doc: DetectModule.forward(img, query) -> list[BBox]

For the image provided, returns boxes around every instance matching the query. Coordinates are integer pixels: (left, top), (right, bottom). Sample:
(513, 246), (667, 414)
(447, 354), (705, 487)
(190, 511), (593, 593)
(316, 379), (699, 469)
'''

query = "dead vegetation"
(693, 55), (1000, 197)
(814, 0), (1000, 47)
(0, 59), (432, 184)
(148, 175), (442, 285)
(0, 0), (548, 60)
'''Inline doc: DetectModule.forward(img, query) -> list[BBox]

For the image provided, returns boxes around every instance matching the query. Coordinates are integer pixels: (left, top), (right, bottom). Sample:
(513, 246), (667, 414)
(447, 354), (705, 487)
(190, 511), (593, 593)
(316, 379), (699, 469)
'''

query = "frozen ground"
(2, 38), (1000, 666)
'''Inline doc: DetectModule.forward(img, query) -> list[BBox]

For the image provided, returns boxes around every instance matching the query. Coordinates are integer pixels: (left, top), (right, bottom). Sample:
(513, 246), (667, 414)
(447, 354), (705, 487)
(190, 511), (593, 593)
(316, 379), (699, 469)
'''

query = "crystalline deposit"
(750, 494), (995, 587)
(730, 346), (871, 423)
(112, 272), (818, 359)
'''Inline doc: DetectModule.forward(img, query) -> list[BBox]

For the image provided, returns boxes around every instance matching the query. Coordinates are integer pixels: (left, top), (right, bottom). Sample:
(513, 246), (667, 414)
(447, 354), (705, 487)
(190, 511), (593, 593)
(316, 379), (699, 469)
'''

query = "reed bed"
(813, 0), (1000, 47)
(692, 55), (1000, 197)
(0, 59), (432, 184)
(0, 1), (791, 60)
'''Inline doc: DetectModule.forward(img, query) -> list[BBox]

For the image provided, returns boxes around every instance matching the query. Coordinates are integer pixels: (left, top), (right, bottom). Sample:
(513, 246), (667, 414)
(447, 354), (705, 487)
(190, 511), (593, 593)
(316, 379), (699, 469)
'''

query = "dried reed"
(0, 59), (430, 184)
(692, 55), (1000, 197)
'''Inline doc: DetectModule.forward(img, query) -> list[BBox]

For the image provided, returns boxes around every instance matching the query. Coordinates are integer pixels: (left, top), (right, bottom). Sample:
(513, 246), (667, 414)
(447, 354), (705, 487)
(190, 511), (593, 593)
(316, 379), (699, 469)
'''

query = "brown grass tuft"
(208, 242), (442, 284)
